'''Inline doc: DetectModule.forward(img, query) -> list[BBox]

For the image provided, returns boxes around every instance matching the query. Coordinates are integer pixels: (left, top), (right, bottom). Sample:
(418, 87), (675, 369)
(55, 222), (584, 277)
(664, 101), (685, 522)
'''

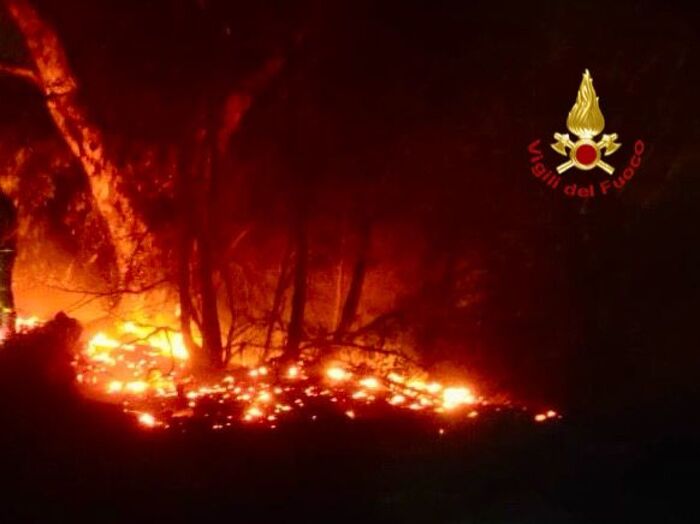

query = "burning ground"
(0, 313), (569, 523)
(0, 314), (689, 523)
(12, 315), (558, 433)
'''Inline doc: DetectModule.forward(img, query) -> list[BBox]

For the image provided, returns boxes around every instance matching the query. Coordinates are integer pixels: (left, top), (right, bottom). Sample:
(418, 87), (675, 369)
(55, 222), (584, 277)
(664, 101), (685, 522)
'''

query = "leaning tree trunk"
(284, 216), (308, 362)
(263, 240), (293, 359)
(3, 0), (149, 283)
(334, 221), (371, 341)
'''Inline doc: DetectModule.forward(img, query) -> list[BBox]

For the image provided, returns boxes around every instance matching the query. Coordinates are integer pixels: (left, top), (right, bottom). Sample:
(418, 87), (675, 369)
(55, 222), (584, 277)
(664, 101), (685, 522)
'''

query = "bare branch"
(45, 278), (169, 297)
(344, 311), (403, 339)
(221, 263), (237, 354)
(0, 62), (40, 86)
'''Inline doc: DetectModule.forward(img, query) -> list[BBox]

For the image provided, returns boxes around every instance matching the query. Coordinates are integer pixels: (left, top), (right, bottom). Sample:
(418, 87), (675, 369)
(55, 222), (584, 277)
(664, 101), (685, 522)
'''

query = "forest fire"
(0, 0), (692, 521)
(71, 318), (492, 431)
(3, 311), (558, 432)
(0, 0), (566, 438)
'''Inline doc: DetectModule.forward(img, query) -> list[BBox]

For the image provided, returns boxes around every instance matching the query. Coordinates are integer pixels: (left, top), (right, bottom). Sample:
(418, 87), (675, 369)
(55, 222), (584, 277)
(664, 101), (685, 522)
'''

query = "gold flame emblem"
(551, 69), (620, 174)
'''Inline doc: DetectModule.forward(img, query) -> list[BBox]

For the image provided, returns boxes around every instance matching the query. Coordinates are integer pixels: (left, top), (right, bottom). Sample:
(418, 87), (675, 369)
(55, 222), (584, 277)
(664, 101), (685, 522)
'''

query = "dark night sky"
(1, 0), (699, 412)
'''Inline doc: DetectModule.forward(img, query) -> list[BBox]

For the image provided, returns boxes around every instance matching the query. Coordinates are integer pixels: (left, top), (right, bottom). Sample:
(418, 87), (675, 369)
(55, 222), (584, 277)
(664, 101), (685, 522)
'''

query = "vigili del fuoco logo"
(528, 69), (645, 198)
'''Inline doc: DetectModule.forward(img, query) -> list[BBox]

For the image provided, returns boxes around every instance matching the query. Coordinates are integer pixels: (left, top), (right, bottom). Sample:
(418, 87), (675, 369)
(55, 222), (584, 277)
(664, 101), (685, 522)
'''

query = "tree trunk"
(190, 109), (223, 369)
(334, 221), (371, 340)
(188, 63), (283, 369)
(3, 0), (149, 282)
(284, 217), (308, 362)
(195, 231), (224, 368)
(175, 143), (204, 366)
(263, 240), (293, 359)
(177, 232), (201, 361)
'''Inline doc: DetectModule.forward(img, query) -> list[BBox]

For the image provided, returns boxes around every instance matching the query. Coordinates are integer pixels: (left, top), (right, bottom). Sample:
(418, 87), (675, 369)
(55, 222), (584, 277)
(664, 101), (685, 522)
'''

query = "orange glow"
(442, 387), (476, 410)
(326, 366), (350, 381)
(257, 391), (272, 403)
(388, 394), (406, 405)
(359, 377), (380, 389)
(387, 372), (404, 384)
(124, 381), (148, 394)
(107, 380), (123, 394)
(535, 410), (558, 422)
(15, 316), (41, 332)
(244, 406), (264, 421)
(138, 412), (157, 427)
(76, 323), (494, 428)
(9, 316), (551, 431)
(426, 382), (442, 394)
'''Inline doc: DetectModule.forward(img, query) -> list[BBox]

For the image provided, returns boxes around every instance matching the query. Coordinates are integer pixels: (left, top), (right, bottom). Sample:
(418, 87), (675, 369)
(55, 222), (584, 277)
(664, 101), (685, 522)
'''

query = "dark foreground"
(2, 401), (696, 523)
(0, 319), (696, 523)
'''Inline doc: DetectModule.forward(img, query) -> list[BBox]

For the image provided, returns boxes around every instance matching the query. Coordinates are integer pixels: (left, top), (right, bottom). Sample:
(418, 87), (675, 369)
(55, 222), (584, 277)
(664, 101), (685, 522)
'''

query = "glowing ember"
(138, 412), (157, 427)
(244, 406), (264, 421)
(14, 316), (41, 332)
(6, 316), (555, 431)
(389, 394), (406, 405)
(258, 391), (272, 403)
(534, 410), (558, 422)
(426, 382), (442, 394)
(359, 377), (380, 389)
(79, 327), (490, 428)
(125, 381), (149, 394)
(107, 380), (123, 394)
(326, 366), (350, 381)
(442, 387), (476, 410)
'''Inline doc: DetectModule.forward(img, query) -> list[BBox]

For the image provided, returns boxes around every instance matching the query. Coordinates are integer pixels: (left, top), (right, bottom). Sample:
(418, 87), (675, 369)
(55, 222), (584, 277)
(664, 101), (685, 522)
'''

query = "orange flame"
(9, 315), (556, 431)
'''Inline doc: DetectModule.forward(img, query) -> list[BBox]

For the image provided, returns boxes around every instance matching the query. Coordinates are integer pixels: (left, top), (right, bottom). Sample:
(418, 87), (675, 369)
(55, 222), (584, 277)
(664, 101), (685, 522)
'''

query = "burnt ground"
(0, 322), (696, 524)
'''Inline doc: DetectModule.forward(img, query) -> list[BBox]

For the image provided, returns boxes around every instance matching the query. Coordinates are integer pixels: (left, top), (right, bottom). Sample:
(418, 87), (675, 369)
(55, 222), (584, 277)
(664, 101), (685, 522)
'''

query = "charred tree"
(284, 214), (308, 362)
(263, 240), (294, 359)
(177, 232), (201, 359)
(334, 221), (371, 341)
(174, 149), (205, 370)
(195, 234), (224, 367)
(176, 58), (285, 369)
(174, 106), (225, 370)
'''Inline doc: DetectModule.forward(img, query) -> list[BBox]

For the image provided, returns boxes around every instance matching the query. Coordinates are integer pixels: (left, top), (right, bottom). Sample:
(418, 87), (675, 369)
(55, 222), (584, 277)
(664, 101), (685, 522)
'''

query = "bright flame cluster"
(81, 321), (189, 398)
(7, 317), (558, 431)
(75, 322), (485, 430)
(122, 365), (481, 430)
